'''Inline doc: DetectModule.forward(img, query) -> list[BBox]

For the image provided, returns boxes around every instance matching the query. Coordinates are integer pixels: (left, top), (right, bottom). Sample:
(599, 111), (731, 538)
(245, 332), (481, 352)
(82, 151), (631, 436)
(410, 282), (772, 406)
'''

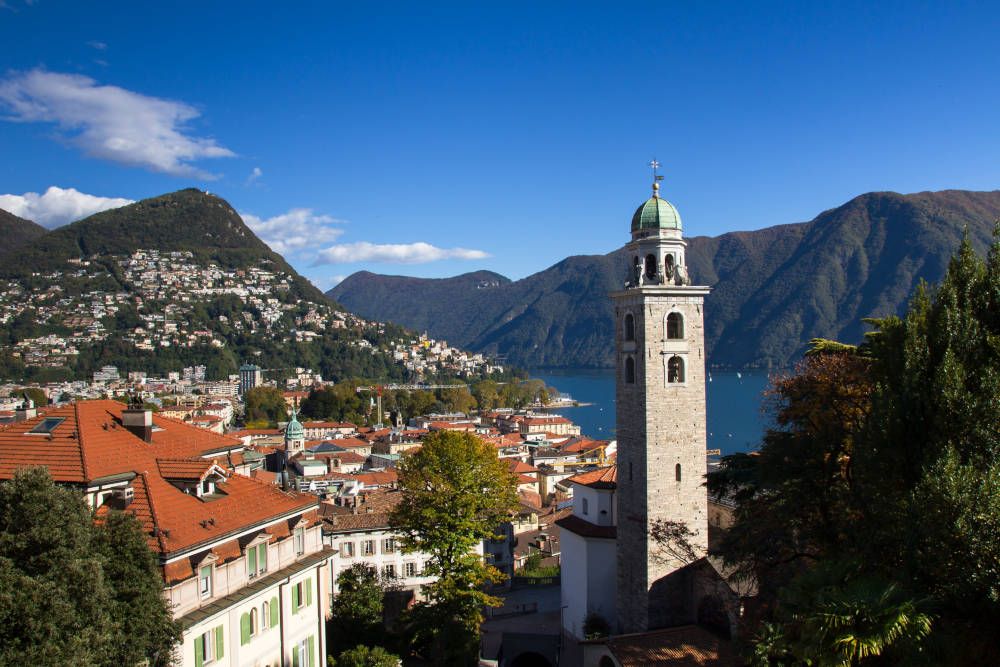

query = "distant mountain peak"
(329, 189), (1000, 369)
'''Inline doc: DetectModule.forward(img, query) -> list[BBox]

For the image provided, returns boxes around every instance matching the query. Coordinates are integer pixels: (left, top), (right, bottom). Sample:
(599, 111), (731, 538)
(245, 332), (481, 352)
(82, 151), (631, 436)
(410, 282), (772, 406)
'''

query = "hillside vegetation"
(330, 189), (1000, 369)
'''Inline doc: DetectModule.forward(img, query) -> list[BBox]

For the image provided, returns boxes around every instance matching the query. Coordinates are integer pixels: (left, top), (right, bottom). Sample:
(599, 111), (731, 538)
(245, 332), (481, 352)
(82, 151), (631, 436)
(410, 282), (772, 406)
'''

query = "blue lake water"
(530, 368), (771, 455)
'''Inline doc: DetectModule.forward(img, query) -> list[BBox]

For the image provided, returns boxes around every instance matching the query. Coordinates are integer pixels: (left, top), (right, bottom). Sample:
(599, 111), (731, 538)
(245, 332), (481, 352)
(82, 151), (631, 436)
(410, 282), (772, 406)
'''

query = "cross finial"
(649, 159), (664, 197)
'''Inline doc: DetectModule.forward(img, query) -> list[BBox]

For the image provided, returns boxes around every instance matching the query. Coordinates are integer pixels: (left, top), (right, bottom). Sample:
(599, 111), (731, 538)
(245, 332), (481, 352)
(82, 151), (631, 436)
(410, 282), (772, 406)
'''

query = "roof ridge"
(138, 471), (168, 553)
(75, 402), (89, 480)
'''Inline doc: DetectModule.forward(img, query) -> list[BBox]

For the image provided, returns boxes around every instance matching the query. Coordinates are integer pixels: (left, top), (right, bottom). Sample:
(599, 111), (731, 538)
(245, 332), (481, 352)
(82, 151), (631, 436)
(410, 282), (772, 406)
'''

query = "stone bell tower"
(612, 165), (710, 634)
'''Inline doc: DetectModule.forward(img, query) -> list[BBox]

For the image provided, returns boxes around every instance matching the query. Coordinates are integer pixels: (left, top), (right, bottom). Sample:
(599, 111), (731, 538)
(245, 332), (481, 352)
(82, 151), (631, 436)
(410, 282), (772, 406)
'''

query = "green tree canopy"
(390, 431), (518, 665)
(330, 644), (400, 667)
(712, 232), (1000, 664)
(243, 386), (288, 425)
(0, 467), (179, 666)
(328, 564), (389, 657)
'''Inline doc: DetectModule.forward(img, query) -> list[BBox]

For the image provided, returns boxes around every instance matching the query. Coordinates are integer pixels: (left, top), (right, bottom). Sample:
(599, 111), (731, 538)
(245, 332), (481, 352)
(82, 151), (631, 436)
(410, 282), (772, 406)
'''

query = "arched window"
(664, 253), (675, 279)
(675, 463), (682, 481)
(624, 313), (635, 341)
(261, 601), (270, 630)
(250, 607), (258, 636)
(667, 355), (685, 383)
(625, 356), (635, 384)
(582, 497), (589, 515)
(667, 312), (684, 339)
(645, 254), (658, 281)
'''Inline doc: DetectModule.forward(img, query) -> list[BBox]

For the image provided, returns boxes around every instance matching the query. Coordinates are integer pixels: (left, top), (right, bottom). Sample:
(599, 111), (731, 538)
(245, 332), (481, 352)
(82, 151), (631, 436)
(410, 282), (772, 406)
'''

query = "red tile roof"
(606, 625), (740, 666)
(555, 514), (617, 539)
(0, 401), (318, 563)
(566, 465), (617, 490)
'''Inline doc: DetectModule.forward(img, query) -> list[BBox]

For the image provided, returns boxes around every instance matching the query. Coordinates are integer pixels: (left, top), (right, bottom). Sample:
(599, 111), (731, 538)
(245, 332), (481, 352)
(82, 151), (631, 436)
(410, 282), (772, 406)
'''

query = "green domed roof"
(285, 410), (304, 440)
(631, 194), (682, 233)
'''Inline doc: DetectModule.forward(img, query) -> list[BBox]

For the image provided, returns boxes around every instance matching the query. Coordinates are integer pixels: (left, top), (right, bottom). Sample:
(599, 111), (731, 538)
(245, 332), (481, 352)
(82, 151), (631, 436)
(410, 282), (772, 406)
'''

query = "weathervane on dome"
(649, 158), (664, 198)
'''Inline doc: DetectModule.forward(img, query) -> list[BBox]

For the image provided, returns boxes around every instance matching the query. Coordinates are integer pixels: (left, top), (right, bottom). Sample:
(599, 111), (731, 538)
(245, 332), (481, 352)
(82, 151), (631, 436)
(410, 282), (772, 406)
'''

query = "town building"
(0, 400), (335, 667)
(239, 363), (263, 395)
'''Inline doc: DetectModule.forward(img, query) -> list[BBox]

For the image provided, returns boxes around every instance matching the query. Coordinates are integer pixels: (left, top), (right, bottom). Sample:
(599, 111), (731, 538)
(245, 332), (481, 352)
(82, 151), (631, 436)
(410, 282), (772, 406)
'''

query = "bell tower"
(612, 164), (710, 633)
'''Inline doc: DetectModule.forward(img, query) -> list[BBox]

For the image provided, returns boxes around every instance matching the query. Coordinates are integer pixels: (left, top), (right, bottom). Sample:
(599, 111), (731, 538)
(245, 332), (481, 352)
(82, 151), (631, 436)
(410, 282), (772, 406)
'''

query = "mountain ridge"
(329, 189), (1000, 369)
(0, 209), (48, 258)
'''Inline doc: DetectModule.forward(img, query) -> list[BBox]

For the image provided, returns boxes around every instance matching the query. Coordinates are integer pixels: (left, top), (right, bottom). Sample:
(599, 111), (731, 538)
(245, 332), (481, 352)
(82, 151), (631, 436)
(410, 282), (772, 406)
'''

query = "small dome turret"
(631, 182), (682, 233)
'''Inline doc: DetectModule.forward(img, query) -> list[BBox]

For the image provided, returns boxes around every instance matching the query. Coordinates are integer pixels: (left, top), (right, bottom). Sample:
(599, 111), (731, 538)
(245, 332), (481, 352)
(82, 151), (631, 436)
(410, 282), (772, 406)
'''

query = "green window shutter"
(260, 543), (268, 571)
(292, 645), (300, 667)
(240, 612), (251, 645)
(291, 583), (299, 612)
(248, 546), (257, 575)
(194, 636), (204, 667)
(305, 577), (312, 606)
(307, 635), (315, 667)
(214, 625), (224, 659)
(270, 595), (280, 628)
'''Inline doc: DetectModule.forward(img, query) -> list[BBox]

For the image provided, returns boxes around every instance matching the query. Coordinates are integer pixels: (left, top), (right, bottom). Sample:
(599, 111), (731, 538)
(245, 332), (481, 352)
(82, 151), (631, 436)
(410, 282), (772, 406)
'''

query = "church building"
(559, 170), (739, 665)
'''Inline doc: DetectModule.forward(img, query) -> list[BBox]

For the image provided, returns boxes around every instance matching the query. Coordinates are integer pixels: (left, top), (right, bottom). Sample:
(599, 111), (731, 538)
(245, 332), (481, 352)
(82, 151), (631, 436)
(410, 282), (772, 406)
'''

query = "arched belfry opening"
(625, 356), (636, 384)
(644, 254), (657, 282)
(667, 355), (685, 383)
(624, 313), (635, 341)
(667, 312), (684, 339)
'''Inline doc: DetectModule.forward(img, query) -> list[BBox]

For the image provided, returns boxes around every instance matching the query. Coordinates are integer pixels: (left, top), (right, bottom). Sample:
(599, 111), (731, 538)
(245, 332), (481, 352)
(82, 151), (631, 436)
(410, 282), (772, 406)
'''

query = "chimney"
(122, 408), (153, 443)
(14, 394), (36, 422)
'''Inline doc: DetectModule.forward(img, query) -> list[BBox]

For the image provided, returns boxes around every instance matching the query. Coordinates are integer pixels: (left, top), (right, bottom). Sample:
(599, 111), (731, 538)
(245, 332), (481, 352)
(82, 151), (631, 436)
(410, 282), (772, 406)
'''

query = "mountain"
(0, 188), (326, 303)
(0, 189), (501, 385)
(329, 189), (1000, 369)
(0, 209), (47, 257)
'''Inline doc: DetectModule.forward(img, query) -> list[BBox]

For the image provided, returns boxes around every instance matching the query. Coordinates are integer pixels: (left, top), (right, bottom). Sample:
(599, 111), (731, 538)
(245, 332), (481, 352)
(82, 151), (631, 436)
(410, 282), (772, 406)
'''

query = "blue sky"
(1, 1), (998, 289)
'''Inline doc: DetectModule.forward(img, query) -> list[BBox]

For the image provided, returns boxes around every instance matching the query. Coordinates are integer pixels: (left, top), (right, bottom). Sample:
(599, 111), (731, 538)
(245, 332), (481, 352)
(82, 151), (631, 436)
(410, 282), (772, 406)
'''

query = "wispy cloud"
(86, 40), (107, 51)
(240, 208), (345, 255)
(314, 241), (490, 265)
(0, 69), (235, 178)
(0, 186), (132, 228)
(245, 166), (263, 186)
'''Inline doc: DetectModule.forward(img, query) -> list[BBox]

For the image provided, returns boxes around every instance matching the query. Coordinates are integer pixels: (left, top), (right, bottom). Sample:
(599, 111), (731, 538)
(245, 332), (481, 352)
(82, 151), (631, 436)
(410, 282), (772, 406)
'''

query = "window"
(383, 564), (395, 579)
(582, 497), (589, 515)
(199, 565), (213, 599)
(625, 356), (635, 384)
(246, 543), (267, 579)
(292, 636), (315, 667)
(667, 312), (684, 339)
(292, 577), (313, 614)
(667, 355), (685, 383)
(195, 625), (224, 665)
(382, 537), (396, 554)
(644, 254), (657, 281)
(624, 313), (635, 341)
(28, 417), (64, 434)
(261, 601), (270, 631)
(676, 463), (682, 482)
(341, 541), (354, 558)
(294, 527), (306, 556)
(404, 561), (416, 577)
(250, 608), (258, 636)
(362, 539), (375, 556)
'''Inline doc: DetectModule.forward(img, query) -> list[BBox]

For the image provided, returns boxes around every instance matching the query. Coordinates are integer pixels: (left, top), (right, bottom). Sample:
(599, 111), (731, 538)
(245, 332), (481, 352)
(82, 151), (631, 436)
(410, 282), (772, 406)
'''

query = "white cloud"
(314, 241), (490, 265)
(0, 69), (235, 178)
(240, 208), (345, 255)
(87, 40), (107, 50)
(245, 166), (263, 185)
(0, 186), (133, 228)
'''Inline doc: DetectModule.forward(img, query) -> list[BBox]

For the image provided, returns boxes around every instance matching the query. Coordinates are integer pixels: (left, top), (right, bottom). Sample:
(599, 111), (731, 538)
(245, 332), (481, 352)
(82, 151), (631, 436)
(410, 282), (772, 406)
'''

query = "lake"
(530, 368), (772, 455)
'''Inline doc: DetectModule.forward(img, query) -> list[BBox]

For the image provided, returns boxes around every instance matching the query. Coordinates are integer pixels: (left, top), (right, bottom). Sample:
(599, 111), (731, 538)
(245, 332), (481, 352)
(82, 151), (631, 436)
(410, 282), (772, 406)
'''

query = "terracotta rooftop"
(565, 465), (617, 490)
(605, 624), (740, 666)
(555, 513), (616, 539)
(0, 401), (318, 559)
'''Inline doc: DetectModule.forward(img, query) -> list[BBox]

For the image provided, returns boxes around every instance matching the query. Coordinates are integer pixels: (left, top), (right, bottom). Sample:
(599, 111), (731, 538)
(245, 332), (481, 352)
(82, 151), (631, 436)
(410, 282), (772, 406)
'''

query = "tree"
(243, 386), (287, 425)
(390, 431), (519, 665)
(0, 467), (179, 665)
(14, 386), (47, 408)
(328, 564), (389, 657)
(711, 232), (1000, 664)
(331, 645), (400, 667)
